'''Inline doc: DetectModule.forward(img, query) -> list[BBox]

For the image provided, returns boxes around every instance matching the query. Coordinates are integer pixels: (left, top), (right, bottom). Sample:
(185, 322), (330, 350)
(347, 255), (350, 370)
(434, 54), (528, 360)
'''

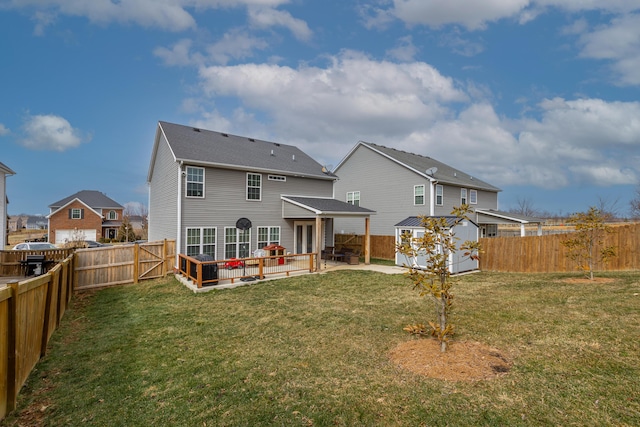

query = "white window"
(186, 166), (204, 198)
(225, 227), (251, 259)
(258, 226), (281, 248)
(70, 208), (82, 219)
(186, 227), (216, 257)
(470, 189), (478, 204)
(347, 191), (360, 206)
(108, 210), (117, 220)
(247, 173), (262, 201)
(461, 188), (468, 205)
(436, 185), (443, 206)
(414, 185), (425, 205)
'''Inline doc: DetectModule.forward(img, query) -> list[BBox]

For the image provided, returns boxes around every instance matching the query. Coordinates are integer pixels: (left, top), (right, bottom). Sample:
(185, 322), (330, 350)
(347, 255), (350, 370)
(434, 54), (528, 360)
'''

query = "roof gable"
(0, 161), (16, 175)
(49, 190), (123, 210)
(336, 141), (500, 192)
(155, 121), (336, 181)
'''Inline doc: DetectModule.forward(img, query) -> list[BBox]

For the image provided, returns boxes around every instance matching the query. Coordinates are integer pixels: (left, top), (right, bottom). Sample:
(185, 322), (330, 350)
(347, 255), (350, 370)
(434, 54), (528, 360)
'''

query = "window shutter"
(81, 209), (84, 219)
(68, 209), (72, 219)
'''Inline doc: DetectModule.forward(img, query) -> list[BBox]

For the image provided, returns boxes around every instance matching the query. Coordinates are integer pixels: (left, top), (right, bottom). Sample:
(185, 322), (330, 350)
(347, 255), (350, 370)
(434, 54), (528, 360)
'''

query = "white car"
(12, 242), (57, 250)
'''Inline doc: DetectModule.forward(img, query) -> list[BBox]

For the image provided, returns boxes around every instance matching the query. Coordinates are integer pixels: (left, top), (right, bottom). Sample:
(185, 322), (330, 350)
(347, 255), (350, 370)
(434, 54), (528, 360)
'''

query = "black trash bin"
(191, 254), (218, 285)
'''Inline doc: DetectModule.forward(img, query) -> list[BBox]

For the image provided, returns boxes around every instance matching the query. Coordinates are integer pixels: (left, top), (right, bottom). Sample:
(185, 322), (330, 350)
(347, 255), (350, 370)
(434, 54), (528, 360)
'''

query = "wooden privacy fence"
(0, 249), (73, 277)
(479, 222), (640, 273)
(74, 240), (175, 291)
(0, 255), (74, 420)
(335, 234), (395, 260)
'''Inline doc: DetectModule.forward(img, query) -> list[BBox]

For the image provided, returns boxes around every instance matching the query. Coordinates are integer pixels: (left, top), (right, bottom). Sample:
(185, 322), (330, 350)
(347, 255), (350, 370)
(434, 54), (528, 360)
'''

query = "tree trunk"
(440, 294), (447, 353)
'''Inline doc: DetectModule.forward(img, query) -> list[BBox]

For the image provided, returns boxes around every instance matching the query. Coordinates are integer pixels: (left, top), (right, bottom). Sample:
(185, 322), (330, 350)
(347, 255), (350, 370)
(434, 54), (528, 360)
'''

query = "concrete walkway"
(320, 261), (407, 275)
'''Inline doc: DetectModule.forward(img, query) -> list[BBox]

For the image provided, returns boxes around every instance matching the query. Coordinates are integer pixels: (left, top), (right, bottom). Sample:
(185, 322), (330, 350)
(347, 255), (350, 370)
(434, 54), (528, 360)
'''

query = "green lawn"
(3, 270), (640, 426)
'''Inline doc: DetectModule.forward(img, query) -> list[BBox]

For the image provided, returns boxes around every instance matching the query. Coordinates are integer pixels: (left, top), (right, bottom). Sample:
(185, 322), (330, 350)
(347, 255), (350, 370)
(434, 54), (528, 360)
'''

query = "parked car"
(84, 240), (111, 248)
(12, 242), (57, 250)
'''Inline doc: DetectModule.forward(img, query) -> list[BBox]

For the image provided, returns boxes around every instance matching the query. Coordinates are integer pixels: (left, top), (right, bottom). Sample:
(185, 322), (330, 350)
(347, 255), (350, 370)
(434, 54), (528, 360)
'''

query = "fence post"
(133, 243), (140, 284)
(6, 282), (18, 413)
(40, 274), (54, 358)
(162, 239), (168, 276)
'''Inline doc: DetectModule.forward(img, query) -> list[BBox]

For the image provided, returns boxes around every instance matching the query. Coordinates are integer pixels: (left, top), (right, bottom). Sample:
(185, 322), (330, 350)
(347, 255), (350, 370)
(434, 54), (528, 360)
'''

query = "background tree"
(630, 185), (640, 219)
(595, 195), (621, 221)
(561, 207), (617, 280)
(395, 205), (480, 353)
(509, 196), (539, 217)
(117, 216), (136, 242)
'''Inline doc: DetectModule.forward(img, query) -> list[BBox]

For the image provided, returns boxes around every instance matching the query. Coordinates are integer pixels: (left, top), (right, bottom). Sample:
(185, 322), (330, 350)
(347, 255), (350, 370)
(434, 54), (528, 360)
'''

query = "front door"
(294, 221), (315, 254)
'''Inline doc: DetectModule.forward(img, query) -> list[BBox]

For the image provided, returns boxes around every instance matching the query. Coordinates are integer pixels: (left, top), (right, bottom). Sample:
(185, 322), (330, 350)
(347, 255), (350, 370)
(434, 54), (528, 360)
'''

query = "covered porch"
(475, 209), (545, 237)
(281, 196), (375, 269)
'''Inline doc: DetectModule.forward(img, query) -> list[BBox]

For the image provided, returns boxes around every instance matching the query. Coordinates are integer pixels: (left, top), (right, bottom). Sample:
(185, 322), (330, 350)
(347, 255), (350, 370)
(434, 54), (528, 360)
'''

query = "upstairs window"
(470, 189), (478, 204)
(435, 185), (443, 206)
(69, 208), (83, 219)
(347, 191), (360, 207)
(108, 210), (117, 220)
(186, 166), (204, 198)
(247, 173), (262, 201)
(414, 185), (425, 205)
(461, 188), (468, 205)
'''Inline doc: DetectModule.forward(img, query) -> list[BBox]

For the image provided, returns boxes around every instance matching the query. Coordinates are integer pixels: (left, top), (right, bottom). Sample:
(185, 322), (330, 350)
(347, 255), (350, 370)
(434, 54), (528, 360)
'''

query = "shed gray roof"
(157, 121), (336, 181)
(475, 209), (545, 224)
(49, 190), (123, 209)
(395, 216), (478, 228)
(348, 142), (501, 192)
(282, 196), (375, 215)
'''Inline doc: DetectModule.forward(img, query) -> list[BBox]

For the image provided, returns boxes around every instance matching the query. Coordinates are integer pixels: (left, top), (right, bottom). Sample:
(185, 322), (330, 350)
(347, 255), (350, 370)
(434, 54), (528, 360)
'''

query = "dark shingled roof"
(394, 216), (477, 228)
(49, 190), (123, 209)
(362, 142), (501, 192)
(283, 196), (375, 214)
(159, 121), (336, 181)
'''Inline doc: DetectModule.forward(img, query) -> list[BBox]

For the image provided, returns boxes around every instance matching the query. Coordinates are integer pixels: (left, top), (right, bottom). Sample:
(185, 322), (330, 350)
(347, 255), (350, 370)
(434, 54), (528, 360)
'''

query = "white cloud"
(154, 39), (200, 67)
(577, 13), (640, 86)
(206, 28), (269, 64)
(0, 124), (10, 136)
(386, 36), (418, 62)
(3, 0), (294, 33)
(20, 114), (90, 151)
(247, 6), (312, 41)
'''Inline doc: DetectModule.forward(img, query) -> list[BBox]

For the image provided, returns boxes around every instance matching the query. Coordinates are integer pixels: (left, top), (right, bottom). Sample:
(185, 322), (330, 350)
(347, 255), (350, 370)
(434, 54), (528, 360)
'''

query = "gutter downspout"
(429, 179), (438, 216)
(176, 162), (184, 267)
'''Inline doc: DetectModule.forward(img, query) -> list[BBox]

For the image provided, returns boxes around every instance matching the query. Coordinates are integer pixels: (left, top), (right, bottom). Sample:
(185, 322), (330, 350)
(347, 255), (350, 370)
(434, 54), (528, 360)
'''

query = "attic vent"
(192, 128), (201, 132)
(292, 154), (296, 161)
(248, 138), (255, 142)
(221, 133), (228, 137)
(274, 143), (280, 147)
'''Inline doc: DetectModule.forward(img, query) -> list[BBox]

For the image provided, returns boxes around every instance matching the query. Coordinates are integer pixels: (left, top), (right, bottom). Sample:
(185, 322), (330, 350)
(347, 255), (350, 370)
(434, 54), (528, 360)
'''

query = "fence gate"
(136, 242), (167, 281)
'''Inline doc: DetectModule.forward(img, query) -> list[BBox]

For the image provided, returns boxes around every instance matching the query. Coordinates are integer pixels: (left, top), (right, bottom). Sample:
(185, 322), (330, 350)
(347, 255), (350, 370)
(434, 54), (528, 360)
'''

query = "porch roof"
(475, 209), (545, 225)
(281, 196), (375, 217)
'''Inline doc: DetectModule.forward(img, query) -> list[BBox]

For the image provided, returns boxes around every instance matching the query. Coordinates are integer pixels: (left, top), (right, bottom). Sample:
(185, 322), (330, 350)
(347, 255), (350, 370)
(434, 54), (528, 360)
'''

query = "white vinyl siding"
(346, 191), (360, 206)
(247, 173), (262, 201)
(186, 166), (204, 198)
(257, 226), (280, 248)
(414, 185), (425, 205)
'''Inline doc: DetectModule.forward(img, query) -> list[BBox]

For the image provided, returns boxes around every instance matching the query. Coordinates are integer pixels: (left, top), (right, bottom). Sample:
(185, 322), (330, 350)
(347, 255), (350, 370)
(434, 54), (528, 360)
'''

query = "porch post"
(364, 216), (371, 265)
(315, 216), (322, 271)
(520, 223), (526, 237)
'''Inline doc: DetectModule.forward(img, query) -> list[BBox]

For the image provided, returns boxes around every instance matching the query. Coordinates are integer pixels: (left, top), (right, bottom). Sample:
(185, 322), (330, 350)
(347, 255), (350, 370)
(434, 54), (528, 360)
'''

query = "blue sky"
(1, 1), (639, 217)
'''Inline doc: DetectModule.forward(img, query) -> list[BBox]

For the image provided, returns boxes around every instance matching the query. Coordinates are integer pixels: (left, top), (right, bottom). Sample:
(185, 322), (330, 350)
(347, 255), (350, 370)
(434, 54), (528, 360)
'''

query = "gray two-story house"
(332, 141), (539, 239)
(147, 121), (375, 267)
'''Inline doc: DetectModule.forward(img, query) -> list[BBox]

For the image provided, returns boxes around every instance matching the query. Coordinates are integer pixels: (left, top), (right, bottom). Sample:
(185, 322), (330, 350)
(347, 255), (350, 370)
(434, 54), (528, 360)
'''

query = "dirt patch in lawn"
(560, 277), (616, 284)
(389, 340), (511, 382)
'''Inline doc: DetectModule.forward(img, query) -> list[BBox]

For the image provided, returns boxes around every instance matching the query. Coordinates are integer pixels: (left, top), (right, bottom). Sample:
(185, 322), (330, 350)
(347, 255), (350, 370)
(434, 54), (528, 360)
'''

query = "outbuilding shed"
(394, 216), (479, 274)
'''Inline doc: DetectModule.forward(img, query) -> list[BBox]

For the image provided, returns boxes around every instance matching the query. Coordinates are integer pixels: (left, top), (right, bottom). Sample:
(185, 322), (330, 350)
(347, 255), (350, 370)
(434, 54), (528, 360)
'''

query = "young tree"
(561, 207), (617, 280)
(396, 205), (480, 353)
(630, 185), (640, 219)
(117, 216), (136, 242)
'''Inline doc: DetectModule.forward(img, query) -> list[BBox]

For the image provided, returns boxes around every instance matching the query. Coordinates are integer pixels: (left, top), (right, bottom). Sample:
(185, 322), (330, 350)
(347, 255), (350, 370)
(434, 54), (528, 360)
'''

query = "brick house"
(47, 190), (124, 244)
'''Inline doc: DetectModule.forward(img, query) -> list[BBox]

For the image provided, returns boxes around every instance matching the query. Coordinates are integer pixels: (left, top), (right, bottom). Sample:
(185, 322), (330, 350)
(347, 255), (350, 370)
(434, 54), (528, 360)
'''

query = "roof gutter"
(176, 161), (184, 267)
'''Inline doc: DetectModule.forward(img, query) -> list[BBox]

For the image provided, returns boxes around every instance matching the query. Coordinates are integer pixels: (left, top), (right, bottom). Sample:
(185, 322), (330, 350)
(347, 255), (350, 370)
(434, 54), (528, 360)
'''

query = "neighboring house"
(8, 215), (23, 232)
(47, 190), (124, 244)
(25, 215), (48, 230)
(394, 216), (479, 273)
(1, 161), (16, 249)
(333, 141), (542, 239)
(147, 121), (374, 267)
